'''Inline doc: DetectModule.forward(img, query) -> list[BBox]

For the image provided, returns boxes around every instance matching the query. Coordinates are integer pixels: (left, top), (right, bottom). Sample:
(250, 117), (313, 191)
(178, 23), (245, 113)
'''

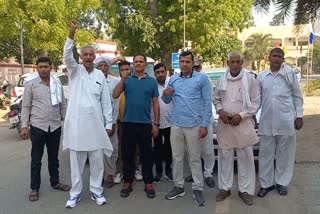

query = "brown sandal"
(52, 183), (71, 191)
(29, 191), (39, 202)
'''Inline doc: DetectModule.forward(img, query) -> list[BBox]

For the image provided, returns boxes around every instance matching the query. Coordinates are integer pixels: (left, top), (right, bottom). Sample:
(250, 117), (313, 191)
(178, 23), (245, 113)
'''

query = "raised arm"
(63, 20), (78, 78)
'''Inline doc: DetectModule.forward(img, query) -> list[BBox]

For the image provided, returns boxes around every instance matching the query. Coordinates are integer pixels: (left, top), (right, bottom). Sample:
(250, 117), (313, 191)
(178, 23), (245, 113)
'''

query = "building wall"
(0, 64), (36, 85)
(238, 25), (310, 65)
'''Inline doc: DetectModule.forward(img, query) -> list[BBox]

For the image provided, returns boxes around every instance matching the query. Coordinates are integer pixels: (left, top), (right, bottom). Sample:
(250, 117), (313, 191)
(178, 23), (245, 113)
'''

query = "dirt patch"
(303, 96), (320, 115)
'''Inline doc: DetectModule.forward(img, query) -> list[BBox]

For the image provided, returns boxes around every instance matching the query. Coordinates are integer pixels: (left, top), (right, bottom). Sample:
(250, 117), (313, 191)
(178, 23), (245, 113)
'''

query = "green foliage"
(99, 0), (253, 67)
(312, 38), (320, 74)
(254, 0), (318, 25)
(0, 0), (101, 64)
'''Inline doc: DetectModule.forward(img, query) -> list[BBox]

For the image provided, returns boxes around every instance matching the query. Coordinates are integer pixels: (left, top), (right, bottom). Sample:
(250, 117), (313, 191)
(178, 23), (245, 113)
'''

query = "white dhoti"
(104, 125), (119, 177)
(69, 150), (104, 197)
(258, 135), (296, 187)
(218, 146), (255, 195)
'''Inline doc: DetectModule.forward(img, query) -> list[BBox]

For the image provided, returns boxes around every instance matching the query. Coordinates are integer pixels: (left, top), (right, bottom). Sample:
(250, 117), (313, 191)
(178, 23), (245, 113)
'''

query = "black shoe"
(257, 186), (275, 198)
(184, 175), (193, 182)
(120, 183), (133, 198)
(276, 184), (288, 196)
(192, 190), (205, 206)
(205, 177), (215, 188)
(216, 190), (231, 202)
(153, 174), (162, 183)
(165, 187), (185, 200)
(165, 172), (173, 182)
(145, 184), (156, 198)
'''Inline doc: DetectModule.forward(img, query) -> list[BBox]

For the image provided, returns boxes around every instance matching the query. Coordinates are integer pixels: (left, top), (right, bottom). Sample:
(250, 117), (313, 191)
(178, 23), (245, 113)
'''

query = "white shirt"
(151, 78), (173, 129)
(106, 75), (120, 124)
(257, 68), (303, 136)
(62, 38), (113, 157)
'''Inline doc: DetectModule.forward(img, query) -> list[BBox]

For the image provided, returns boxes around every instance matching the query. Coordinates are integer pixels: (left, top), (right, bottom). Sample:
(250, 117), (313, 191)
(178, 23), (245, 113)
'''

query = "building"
(238, 24), (309, 66)
(93, 40), (121, 58)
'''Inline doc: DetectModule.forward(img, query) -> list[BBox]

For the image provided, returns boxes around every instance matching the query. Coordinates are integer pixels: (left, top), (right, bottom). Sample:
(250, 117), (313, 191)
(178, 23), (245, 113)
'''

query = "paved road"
(0, 116), (319, 214)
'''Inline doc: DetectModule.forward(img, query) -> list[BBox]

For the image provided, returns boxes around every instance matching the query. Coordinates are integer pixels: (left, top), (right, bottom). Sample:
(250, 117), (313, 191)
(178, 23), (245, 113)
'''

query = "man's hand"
(295, 118), (304, 130)
(21, 128), (29, 140)
(106, 129), (113, 136)
(106, 124), (116, 136)
(163, 87), (174, 96)
(70, 20), (78, 32)
(218, 109), (229, 124)
(152, 126), (159, 138)
(68, 20), (78, 39)
(230, 114), (242, 126)
(198, 127), (208, 139)
(120, 69), (130, 81)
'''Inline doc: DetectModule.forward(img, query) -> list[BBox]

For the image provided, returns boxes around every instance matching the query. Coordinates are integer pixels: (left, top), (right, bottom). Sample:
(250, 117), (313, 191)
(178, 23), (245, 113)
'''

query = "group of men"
(20, 19), (304, 208)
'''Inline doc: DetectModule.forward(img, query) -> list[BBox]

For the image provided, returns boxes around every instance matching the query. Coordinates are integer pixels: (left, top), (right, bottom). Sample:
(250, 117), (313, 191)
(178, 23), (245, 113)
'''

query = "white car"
(10, 72), (69, 103)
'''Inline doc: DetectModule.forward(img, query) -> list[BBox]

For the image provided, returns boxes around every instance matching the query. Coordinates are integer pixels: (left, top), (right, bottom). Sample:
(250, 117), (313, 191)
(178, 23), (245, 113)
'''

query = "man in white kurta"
(213, 51), (260, 205)
(257, 48), (304, 197)
(63, 20), (113, 208)
(95, 56), (121, 188)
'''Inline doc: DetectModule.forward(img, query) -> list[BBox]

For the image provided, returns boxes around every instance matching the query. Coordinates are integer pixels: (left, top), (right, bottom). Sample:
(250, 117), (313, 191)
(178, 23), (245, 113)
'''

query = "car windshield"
(17, 77), (26, 87)
(57, 75), (68, 86)
(109, 63), (155, 77)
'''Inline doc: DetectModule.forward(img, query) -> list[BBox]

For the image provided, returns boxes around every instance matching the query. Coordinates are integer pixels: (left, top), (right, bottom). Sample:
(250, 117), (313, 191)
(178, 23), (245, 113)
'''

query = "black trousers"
(153, 127), (172, 175)
(30, 126), (61, 191)
(122, 122), (153, 184)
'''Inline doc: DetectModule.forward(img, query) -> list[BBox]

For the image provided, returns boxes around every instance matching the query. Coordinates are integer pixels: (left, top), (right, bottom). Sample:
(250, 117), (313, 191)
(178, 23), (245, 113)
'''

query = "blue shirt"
(123, 73), (159, 124)
(162, 71), (212, 127)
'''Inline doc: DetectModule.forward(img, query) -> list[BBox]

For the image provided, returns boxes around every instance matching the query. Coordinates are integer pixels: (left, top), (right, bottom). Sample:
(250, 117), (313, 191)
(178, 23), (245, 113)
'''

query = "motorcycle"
(8, 95), (22, 135)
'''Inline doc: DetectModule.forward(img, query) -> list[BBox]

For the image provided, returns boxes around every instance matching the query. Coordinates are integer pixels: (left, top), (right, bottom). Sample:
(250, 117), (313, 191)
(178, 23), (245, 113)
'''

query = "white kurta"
(62, 38), (113, 157)
(257, 68), (303, 136)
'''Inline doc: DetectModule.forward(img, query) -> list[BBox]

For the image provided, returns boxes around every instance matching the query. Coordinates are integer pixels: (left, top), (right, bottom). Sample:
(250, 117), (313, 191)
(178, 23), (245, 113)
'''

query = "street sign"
(172, 53), (180, 69)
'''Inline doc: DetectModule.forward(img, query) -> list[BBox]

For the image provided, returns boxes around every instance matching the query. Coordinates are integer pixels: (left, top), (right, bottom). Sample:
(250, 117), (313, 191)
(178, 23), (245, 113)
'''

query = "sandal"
(29, 191), (39, 202)
(52, 183), (71, 191)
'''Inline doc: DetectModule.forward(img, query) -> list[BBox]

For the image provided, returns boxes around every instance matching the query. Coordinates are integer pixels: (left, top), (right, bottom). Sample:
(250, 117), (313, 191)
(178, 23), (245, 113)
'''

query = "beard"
(157, 77), (165, 84)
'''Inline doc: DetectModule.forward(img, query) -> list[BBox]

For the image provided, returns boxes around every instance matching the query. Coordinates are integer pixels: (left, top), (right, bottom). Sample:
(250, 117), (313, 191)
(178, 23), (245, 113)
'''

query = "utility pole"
(183, 0), (186, 50)
(19, 21), (25, 74)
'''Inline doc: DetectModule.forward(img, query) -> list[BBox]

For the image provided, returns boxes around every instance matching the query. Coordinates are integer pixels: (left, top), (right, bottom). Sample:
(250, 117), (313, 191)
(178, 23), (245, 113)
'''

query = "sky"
(253, 5), (293, 26)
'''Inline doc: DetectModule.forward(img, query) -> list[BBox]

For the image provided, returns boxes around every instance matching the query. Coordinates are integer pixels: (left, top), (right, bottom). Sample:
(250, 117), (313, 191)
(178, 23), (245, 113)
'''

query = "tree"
(98, 0), (253, 68)
(312, 38), (320, 74)
(254, 0), (319, 25)
(0, 0), (101, 64)
(243, 33), (273, 71)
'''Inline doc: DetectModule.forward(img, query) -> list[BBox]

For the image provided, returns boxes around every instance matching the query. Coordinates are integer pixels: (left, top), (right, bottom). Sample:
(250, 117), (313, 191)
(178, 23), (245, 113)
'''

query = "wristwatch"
(154, 123), (160, 127)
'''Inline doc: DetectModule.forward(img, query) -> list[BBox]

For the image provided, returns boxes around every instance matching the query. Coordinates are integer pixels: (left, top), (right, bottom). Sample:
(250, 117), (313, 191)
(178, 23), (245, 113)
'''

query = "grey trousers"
(171, 125), (204, 191)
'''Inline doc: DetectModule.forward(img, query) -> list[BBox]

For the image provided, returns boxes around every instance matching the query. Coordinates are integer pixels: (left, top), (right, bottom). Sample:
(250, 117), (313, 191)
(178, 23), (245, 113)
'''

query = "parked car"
(10, 72), (69, 104)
